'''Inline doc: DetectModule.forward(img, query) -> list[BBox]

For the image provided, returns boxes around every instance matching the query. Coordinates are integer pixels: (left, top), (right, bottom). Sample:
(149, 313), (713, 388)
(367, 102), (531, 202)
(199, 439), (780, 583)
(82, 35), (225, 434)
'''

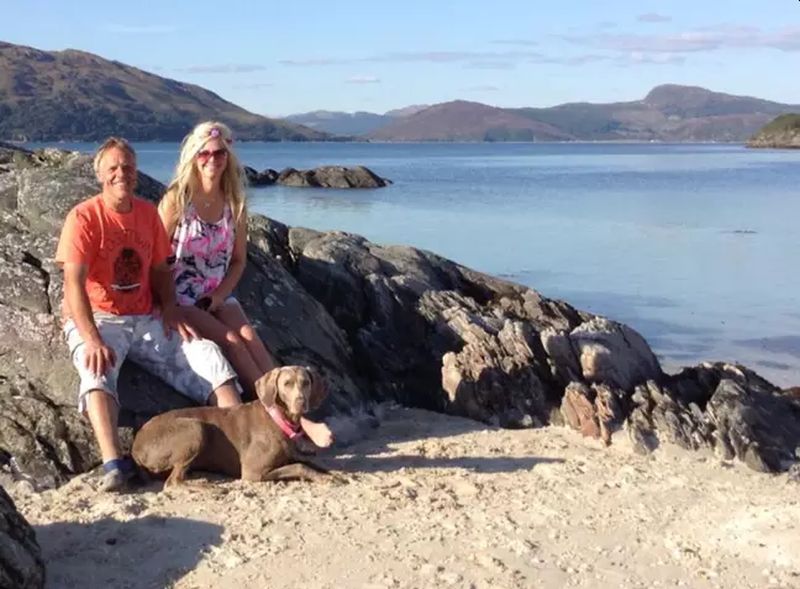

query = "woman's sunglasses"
(196, 148), (228, 162)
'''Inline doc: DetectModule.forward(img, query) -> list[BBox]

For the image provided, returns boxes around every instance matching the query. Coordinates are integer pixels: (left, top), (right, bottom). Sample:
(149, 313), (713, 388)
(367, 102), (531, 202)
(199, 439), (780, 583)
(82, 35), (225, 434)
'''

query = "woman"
(158, 121), (333, 448)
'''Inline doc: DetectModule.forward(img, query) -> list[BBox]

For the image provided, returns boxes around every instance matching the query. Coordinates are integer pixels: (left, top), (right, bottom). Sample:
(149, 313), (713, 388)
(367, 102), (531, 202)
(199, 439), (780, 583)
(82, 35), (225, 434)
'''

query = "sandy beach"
(9, 406), (800, 589)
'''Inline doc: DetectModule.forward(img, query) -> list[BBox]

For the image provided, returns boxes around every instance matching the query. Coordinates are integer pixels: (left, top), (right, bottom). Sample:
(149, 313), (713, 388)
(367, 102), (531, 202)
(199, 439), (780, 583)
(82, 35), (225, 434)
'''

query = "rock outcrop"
(243, 166), (278, 187)
(627, 363), (800, 472)
(276, 166), (390, 188)
(746, 113), (800, 148)
(0, 485), (44, 588)
(244, 165), (390, 188)
(0, 143), (796, 490)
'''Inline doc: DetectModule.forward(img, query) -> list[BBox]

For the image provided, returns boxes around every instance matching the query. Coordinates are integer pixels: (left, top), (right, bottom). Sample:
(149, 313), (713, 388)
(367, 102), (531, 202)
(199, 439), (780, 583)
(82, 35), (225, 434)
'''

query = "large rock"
(243, 166), (277, 187)
(627, 363), (800, 472)
(0, 485), (44, 588)
(276, 165), (390, 188)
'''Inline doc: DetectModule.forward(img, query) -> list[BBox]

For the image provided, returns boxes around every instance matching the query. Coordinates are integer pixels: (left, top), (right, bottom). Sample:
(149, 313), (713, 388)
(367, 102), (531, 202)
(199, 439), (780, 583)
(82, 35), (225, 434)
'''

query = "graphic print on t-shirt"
(111, 247), (143, 292)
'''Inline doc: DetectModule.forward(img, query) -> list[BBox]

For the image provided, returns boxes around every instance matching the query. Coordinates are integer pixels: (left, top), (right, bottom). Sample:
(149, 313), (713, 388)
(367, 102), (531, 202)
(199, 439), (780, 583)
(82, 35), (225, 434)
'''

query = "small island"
(746, 113), (800, 148)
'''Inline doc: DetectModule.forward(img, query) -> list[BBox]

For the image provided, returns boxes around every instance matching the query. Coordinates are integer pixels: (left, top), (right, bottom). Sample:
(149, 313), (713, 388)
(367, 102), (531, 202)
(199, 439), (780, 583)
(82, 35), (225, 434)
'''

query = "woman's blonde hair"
(160, 121), (247, 225)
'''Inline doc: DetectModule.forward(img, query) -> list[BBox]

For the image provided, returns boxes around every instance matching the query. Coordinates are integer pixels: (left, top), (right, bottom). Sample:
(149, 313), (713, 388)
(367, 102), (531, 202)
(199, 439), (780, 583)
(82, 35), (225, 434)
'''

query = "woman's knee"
(239, 324), (259, 342)
(222, 330), (246, 351)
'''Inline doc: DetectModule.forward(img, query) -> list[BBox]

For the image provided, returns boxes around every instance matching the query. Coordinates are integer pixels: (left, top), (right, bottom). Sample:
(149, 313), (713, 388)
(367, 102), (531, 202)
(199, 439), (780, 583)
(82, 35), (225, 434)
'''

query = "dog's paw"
(327, 472), (349, 486)
(293, 437), (319, 456)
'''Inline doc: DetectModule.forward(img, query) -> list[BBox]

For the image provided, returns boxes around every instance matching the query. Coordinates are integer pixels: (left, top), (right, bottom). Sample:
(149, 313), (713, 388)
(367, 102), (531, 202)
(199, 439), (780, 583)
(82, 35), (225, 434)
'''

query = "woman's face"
(195, 137), (229, 183)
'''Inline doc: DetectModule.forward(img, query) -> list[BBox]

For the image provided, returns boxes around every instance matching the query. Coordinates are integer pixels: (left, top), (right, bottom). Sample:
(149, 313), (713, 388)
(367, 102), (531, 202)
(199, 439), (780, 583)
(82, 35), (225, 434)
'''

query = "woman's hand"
(162, 304), (200, 341)
(204, 292), (226, 313)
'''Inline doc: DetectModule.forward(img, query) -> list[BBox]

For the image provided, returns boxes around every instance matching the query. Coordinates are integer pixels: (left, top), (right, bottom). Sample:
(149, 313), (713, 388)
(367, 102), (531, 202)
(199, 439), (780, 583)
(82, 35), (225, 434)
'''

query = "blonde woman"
(158, 121), (333, 448)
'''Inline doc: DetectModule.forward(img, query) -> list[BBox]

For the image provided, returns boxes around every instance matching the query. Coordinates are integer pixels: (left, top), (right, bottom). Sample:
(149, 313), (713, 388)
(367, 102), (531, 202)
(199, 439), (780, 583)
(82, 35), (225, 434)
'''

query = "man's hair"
(93, 137), (136, 175)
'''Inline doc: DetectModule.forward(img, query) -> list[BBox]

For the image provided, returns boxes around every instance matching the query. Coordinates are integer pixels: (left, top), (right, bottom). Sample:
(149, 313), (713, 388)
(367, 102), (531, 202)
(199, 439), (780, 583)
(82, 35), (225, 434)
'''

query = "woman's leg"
(179, 305), (263, 397)
(215, 301), (334, 448)
(214, 301), (277, 377)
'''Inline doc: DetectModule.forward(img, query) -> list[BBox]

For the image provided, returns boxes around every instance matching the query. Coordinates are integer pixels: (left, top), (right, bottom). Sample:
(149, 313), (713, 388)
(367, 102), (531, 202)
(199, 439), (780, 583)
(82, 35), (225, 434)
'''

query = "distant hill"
(746, 113), (800, 148)
(0, 41), (328, 141)
(284, 110), (390, 136)
(368, 100), (573, 142)
(511, 85), (800, 142)
(285, 105), (430, 136)
(384, 104), (430, 118)
(284, 84), (800, 143)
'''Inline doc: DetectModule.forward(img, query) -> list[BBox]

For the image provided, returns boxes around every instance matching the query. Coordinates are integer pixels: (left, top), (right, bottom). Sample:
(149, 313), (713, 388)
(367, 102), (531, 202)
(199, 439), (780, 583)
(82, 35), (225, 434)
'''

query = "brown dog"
(131, 366), (330, 487)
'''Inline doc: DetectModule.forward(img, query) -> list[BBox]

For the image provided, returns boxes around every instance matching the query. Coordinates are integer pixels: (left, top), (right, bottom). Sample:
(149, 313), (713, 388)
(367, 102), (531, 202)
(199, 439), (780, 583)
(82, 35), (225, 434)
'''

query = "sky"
(2, 1), (799, 116)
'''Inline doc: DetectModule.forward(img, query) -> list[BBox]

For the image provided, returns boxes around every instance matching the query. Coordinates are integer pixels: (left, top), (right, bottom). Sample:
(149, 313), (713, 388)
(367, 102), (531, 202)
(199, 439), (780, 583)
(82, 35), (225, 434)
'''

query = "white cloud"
(491, 39), (539, 46)
(345, 75), (381, 84)
(565, 25), (800, 54)
(463, 85), (500, 92)
(637, 13), (672, 23)
(466, 61), (516, 70)
(281, 49), (545, 67)
(233, 82), (275, 89)
(177, 64), (268, 74)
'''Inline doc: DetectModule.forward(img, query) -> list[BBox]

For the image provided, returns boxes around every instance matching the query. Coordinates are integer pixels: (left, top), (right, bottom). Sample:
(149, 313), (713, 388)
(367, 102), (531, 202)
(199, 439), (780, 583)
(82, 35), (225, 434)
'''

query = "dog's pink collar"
(266, 405), (304, 440)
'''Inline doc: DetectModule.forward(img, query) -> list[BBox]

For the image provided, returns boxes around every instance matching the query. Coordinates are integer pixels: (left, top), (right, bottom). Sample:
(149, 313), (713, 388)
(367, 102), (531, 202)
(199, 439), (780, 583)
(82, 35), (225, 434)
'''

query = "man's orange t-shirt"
(55, 195), (171, 316)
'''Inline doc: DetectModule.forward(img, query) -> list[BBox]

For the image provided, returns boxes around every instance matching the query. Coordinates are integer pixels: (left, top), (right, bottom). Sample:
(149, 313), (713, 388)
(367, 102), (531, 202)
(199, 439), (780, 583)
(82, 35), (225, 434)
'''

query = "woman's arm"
(157, 191), (180, 240)
(208, 214), (248, 309)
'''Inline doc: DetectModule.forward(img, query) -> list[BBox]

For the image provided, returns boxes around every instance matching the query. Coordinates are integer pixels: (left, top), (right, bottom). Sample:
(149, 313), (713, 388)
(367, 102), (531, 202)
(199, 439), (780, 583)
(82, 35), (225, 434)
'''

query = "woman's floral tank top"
(171, 202), (235, 305)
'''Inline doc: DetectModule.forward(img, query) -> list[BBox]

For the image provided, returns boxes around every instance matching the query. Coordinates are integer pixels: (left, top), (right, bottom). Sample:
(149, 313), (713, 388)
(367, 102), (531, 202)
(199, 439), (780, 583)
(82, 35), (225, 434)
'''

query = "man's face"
(97, 147), (136, 198)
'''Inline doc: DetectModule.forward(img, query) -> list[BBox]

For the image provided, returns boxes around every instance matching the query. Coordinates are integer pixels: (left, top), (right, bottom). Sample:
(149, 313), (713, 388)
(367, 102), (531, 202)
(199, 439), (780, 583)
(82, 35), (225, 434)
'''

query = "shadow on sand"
(35, 515), (222, 589)
(328, 453), (564, 474)
(323, 406), (565, 475)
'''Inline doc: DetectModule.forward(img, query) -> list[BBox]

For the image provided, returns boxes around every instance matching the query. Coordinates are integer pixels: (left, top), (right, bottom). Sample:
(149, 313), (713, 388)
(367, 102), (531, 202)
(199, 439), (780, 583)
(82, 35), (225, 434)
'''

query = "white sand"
(11, 406), (800, 589)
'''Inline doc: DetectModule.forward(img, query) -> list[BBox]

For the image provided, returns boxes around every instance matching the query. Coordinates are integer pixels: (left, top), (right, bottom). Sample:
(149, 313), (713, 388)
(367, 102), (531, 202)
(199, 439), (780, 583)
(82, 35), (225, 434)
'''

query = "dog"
(131, 366), (331, 487)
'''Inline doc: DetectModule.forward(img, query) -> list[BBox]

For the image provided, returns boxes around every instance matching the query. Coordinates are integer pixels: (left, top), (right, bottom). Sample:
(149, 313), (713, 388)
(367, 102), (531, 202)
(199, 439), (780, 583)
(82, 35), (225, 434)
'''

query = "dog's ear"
(307, 367), (329, 410)
(255, 368), (281, 406)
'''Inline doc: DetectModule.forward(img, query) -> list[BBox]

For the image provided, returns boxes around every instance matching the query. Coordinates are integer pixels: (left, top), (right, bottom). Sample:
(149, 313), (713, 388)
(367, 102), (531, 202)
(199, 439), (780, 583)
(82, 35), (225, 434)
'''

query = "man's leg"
(65, 315), (136, 491)
(131, 316), (241, 408)
(85, 389), (122, 462)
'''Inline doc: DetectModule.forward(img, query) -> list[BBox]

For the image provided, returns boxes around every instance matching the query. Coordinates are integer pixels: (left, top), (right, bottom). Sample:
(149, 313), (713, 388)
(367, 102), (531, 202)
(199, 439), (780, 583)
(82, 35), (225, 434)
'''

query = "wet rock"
(243, 166), (277, 187)
(277, 165), (390, 188)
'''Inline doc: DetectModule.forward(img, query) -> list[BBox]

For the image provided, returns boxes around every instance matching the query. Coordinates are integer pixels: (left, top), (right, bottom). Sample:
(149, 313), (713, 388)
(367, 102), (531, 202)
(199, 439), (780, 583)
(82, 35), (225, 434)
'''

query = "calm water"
(32, 142), (800, 386)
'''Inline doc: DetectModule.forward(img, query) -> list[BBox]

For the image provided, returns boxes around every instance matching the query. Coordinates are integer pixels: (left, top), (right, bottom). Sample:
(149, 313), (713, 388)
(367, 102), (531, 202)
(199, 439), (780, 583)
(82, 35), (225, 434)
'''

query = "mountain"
(0, 41), (328, 141)
(510, 84), (800, 142)
(384, 104), (430, 118)
(284, 110), (390, 136)
(368, 100), (573, 142)
(285, 105), (430, 136)
(327, 85), (799, 142)
(746, 113), (800, 148)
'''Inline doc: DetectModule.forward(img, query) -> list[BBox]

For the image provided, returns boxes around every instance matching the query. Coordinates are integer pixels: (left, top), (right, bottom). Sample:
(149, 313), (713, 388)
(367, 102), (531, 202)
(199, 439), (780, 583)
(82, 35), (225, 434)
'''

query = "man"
(56, 137), (241, 492)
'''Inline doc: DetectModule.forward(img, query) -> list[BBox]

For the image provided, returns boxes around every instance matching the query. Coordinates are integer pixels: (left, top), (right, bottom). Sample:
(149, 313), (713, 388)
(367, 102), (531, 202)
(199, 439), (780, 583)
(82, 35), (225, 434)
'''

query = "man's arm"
(62, 262), (116, 376)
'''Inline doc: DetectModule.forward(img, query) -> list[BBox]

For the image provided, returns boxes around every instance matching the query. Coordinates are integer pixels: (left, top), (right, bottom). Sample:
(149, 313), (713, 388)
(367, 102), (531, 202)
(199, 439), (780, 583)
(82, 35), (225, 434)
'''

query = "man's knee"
(208, 381), (241, 408)
(82, 388), (119, 415)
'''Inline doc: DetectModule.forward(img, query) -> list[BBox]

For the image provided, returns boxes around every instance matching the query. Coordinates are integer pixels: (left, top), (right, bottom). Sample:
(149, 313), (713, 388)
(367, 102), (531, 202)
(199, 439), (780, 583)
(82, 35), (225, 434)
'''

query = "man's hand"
(161, 304), (200, 341)
(84, 339), (116, 377)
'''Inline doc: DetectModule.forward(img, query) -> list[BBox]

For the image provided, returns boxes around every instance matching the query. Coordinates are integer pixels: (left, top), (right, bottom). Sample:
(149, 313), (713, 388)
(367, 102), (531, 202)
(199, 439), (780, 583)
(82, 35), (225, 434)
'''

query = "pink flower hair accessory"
(208, 126), (233, 144)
